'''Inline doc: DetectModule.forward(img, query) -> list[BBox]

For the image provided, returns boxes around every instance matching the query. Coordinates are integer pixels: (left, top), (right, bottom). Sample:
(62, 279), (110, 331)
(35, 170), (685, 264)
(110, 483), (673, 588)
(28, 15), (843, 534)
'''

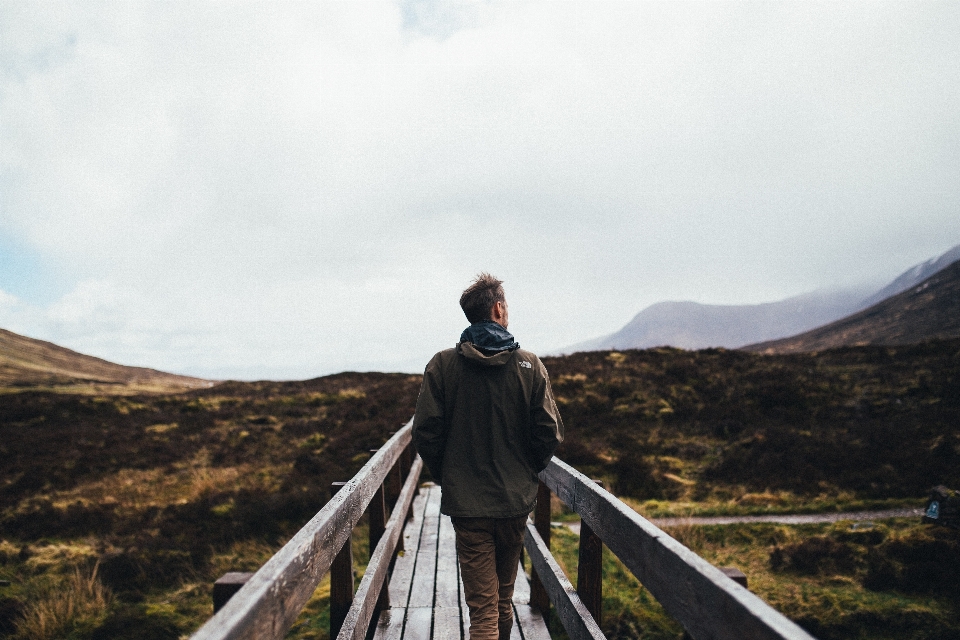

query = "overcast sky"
(2, 1), (959, 380)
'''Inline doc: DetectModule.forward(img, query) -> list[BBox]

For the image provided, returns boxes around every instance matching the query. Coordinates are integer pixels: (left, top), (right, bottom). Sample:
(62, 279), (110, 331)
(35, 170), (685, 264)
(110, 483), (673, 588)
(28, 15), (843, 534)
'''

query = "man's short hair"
(460, 273), (505, 324)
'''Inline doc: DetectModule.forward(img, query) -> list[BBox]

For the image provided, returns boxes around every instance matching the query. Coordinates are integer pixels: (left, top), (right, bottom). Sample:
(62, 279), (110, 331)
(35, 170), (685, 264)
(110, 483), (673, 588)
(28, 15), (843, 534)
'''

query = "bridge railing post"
(577, 479), (605, 626)
(213, 572), (254, 613)
(330, 482), (354, 638)
(530, 480), (552, 613)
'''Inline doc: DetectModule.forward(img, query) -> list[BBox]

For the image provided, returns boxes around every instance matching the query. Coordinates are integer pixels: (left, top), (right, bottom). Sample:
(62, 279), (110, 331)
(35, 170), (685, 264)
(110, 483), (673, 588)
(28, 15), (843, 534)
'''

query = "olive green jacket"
(412, 341), (564, 518)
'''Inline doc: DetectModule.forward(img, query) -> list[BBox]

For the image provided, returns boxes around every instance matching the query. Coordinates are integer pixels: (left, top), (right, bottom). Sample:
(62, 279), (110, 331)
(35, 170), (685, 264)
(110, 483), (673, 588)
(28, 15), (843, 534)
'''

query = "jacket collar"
(458, 320), (519, 353)
(457, 341), (517, 366)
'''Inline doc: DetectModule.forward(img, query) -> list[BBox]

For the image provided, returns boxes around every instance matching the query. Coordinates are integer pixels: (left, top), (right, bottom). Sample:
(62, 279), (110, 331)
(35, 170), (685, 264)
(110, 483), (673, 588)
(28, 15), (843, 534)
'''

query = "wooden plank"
(523, 521), (604, 640)
(434, 515), (460, 609)
(514, 604), (551, 640)
(191, 421), (415, 640)
(508, 606), (523, 640)
(432, 607), (461, 640)
(424, 484), (442, 518)
(404, 606), (433, 640)
(337, 458), (424, 640)
(389, 488), (428, 605)
(512, 561), (530, 605)
(407, 486), (441, 609)
(372, 608), (405, 640)
(512, 564), (551, 640)
(540, 458), (816, 640)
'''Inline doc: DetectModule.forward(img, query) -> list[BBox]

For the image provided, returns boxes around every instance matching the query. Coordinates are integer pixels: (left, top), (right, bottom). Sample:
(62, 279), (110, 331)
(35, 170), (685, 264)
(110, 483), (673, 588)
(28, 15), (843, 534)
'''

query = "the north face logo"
(519, 361), (532, 369)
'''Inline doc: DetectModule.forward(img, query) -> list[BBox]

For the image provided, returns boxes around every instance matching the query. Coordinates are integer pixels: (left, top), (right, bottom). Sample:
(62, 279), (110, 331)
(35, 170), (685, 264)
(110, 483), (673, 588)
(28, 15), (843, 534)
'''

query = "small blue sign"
(926, 501), (940, 519)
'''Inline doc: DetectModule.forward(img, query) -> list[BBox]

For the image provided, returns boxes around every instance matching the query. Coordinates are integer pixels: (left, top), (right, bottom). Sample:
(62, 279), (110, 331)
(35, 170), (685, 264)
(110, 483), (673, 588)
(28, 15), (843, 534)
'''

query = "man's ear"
(491, 301), (504, 321)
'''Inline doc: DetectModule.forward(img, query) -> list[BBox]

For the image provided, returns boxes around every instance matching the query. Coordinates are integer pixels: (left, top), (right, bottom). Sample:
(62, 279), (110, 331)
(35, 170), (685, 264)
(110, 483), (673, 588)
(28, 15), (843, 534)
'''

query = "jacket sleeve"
(528, 358), (564, 472)
(412, 353), (448, 482)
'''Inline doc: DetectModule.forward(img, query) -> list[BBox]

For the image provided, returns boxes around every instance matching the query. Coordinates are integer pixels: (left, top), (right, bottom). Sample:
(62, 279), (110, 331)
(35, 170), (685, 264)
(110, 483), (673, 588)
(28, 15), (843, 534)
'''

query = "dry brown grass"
(19, 454), (291, 515)
(13, 562), (111, 640)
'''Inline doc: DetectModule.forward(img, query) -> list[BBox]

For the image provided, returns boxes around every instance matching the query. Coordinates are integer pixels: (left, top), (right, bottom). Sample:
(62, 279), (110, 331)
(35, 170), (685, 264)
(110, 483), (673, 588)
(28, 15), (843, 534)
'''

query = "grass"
(0, 552), (111, 640)
(539, 515), (960, 640)
(623, 495), (920, 519)
(542, 525), (684, 639)
(1, 341), (958, 638)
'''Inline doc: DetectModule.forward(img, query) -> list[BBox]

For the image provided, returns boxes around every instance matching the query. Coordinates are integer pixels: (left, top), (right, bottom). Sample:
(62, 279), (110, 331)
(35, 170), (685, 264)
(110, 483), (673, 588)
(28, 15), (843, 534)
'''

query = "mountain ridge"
(743, 257), (960, 354)
(559, 243), (960, 354)
(0, 327), (212, 392)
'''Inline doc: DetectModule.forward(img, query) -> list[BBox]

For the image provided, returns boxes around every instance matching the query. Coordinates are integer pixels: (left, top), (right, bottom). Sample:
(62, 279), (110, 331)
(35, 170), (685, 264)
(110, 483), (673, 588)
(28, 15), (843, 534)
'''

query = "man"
(413, 273), (564, 640)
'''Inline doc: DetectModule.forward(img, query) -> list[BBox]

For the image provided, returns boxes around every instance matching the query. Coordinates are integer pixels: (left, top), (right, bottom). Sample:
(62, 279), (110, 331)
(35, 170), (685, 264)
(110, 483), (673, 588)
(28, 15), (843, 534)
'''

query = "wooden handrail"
(535, 457), (817, 640)
(190, 420), (418, 640)
(524, 520), (605, 640)
(192, 421), (814, 640)
(337, 456), (424, 640)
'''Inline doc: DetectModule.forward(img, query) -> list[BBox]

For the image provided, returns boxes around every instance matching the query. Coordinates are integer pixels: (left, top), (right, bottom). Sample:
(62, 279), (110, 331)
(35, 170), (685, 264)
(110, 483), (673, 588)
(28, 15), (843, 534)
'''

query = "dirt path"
(561, 507), (923, 535)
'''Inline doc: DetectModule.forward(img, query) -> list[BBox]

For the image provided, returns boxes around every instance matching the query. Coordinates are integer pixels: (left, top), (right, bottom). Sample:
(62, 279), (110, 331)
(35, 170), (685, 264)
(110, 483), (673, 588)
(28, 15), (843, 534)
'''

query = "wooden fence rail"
(192, 418), (816, 640)
(336, 455), (423, 640)
(190, 420), (420, 640)
(529, 457), (817, 640)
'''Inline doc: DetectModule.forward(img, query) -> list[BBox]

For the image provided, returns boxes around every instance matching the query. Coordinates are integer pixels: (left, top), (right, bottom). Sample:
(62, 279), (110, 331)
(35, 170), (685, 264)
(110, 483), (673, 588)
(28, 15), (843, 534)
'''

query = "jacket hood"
(457, 341), (517, 366)
(459, 321), (519, 352)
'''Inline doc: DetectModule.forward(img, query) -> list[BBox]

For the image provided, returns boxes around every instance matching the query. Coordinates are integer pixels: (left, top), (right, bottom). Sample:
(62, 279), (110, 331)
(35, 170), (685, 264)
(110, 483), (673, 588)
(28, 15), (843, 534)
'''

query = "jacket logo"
(519, 361), (532, 369)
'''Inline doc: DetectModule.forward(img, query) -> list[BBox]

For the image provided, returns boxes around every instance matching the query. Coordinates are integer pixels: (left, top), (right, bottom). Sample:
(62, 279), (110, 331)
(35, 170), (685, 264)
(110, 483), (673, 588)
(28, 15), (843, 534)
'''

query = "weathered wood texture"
(375, 486), (430, 640)
(720, 567), (748, 589)
(367, 468), (390, 612)
(372, 484), (551, 640)
(529, 480), (552, 613)
(540, 458), (816, 640)
(512, 561), (552, 640)
(213, 573), (254, 613)
(190, 421), (415, 640)
(330, 482), (355, 638)
(577, 479), (604, 626)
(577, 518), (603, 626)
(524, 520), (605, 640)
(386, 482), (429, 608)
(337, 457), (424, 640)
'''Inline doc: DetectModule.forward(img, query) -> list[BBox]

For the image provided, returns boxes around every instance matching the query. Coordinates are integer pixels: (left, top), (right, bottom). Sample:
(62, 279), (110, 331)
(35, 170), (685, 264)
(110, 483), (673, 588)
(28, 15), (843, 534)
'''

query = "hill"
(562, 289), (866, 352)
(859, 243), (960, 308)
(561, 243), (960, 353)
(0, 345), (957, 638)
(0, 327), (211, 393)
(745, 257), (960, 354)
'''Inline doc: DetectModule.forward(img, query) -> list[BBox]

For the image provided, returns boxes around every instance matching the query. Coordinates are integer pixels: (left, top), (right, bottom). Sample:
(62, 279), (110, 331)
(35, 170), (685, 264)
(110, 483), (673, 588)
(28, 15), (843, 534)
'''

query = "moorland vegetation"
(1, 340), (959, 639)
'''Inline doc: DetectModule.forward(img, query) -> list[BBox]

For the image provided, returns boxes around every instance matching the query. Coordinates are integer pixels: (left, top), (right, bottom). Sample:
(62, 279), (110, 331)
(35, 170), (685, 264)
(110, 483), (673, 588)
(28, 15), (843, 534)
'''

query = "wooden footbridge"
(191, 421), (815, 640)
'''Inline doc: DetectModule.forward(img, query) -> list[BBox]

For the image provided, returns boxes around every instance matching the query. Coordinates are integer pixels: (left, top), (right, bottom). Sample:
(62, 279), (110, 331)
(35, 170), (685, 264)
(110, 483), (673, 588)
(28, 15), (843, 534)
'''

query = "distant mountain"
(744, 257), (960, 354)
(0, 328), (212, 392)
(560, 243), (960, 354)
(563, 290), (868, 353)
(859, 244), (960, 308)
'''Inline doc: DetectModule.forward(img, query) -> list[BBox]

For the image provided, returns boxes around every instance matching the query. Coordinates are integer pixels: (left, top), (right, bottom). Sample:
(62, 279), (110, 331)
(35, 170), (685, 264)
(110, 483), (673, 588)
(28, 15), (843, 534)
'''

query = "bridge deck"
(373, 483), (551, 640)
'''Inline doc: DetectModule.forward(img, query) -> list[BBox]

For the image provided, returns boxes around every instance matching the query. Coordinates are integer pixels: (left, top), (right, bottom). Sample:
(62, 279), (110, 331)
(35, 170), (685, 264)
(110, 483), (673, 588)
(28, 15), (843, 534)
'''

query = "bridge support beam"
(577, 480), (605, 626)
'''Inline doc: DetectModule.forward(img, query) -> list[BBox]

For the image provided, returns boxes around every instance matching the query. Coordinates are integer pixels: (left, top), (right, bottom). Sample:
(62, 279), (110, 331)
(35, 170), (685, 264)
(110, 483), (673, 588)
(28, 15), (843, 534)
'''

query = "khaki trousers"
(451, 516), (528, 640)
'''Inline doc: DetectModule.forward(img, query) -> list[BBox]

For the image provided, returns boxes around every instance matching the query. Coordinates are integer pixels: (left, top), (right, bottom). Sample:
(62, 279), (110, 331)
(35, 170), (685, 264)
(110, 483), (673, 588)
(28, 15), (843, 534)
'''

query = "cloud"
(2, 1), (960, 378)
